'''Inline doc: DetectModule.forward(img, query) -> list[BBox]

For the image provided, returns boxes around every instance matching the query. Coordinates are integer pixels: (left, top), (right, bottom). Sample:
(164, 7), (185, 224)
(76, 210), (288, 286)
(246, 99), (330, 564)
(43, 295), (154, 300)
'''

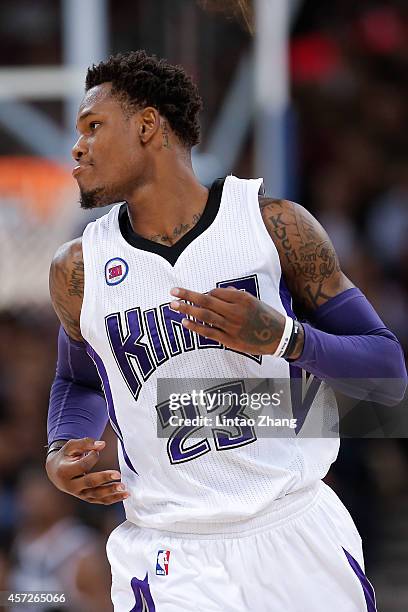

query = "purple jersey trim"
(278, 275), (295, 319)
(280, 275), (321, 432)
(279, 276), (300, 381)
(279, 276), (300, 386)
(85, 341), (138, 474)
(343, 548), (377, 611)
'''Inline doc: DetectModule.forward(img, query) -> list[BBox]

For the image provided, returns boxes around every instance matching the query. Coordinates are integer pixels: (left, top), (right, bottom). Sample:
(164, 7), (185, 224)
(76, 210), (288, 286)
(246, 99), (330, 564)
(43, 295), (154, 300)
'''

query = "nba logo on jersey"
(104, 257), (129, 286)
(156, 550), (170, 576)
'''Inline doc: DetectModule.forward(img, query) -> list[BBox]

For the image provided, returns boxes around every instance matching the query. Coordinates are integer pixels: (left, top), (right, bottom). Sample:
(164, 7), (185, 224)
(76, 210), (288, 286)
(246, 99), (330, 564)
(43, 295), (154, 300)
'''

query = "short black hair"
(85, 50), (202, 148)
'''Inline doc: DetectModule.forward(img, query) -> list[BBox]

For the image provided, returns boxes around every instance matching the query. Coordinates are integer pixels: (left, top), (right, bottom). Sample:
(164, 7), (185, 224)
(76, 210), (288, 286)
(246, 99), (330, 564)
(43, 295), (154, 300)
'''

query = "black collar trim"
(118, 177), (226, 266)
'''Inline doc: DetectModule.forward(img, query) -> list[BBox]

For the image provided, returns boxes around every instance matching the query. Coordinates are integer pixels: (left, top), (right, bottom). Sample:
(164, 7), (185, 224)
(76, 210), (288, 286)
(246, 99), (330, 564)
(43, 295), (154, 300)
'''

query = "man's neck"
(125, 161), (209, 246)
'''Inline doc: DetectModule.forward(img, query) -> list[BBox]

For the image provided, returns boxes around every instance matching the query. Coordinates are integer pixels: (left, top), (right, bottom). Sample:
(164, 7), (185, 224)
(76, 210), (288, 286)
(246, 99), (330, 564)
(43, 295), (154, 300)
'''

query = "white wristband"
(273, 316), (294, 358)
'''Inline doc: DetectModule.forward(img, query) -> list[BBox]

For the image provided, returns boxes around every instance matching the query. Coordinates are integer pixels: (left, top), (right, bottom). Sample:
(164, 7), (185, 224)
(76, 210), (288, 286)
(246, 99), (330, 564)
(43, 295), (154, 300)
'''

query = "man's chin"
(79, 187), (115, 210)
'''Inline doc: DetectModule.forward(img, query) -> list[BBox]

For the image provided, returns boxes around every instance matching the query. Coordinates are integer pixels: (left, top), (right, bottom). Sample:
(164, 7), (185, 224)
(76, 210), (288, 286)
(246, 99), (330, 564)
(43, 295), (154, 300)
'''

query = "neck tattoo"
(148, 211), (202, 245)
(162, 121), (171, 149)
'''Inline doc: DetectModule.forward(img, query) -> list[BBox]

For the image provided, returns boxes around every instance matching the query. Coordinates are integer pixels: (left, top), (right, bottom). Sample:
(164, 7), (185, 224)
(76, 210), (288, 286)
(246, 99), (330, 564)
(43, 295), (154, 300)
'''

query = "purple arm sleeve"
(47, 326), (109, 444)
(292, 288), (407, 405)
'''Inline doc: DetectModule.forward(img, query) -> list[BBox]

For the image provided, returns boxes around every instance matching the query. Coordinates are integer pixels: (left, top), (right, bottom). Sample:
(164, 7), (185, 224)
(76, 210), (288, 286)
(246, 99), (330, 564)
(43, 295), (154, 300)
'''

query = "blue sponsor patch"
(105, 257), (129, 286)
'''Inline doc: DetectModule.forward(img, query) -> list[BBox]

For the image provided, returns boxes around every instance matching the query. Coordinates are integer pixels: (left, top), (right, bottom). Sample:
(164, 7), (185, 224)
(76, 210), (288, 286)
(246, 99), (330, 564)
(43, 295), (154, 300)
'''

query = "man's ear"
(138, 107), (160, 143)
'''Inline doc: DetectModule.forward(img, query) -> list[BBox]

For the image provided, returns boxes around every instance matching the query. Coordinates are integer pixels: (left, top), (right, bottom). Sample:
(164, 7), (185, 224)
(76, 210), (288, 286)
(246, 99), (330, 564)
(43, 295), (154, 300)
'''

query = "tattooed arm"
(171, 197), (406, 398)
(257, 198), (406, 397)
(260, 198), (354, 313)
(47, 241), (126, 503)
(49, 237), (84, 341)
(171, 199), (347, 359)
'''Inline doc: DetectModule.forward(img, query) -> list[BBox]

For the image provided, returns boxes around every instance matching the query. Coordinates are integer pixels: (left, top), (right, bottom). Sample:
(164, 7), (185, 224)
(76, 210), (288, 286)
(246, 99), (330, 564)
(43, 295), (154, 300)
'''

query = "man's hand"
(45, 437), (130, 505)
(170, 286), (303, 359)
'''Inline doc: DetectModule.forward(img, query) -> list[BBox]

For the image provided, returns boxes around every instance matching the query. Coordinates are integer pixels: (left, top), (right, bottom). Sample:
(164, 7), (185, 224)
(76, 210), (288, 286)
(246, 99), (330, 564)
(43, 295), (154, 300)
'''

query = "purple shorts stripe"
(343, 548), (377, 611)
(85, 342), (138, 474)
(130, 574), (156, 612)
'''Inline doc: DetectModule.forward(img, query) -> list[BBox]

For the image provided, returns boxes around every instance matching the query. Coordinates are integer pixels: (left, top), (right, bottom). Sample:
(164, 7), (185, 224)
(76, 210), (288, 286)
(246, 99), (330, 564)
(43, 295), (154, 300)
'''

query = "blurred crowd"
(0, 0), (407, 610)
(0, 313), (123, 610)
(291, 3), (408, 608)
(292, 0), (408, 354)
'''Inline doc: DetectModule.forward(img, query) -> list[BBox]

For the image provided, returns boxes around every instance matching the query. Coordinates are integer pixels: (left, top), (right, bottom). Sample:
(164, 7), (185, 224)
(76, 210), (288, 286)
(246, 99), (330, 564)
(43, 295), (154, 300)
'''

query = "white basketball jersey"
(80, 175), (339, 533)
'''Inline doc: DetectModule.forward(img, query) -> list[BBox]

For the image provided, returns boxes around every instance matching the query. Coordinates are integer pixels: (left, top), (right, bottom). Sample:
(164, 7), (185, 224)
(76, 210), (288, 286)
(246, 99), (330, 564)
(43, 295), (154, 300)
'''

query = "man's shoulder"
(258, 196), (297, 215)
(54, 236), (83, 257)
(258, 196), (323, 238)
(51, 237), (83, 271)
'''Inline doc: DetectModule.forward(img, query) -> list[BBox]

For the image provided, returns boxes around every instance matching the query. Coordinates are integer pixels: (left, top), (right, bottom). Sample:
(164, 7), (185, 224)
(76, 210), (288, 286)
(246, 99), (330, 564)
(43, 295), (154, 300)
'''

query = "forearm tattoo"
(238, 302), (284, 346)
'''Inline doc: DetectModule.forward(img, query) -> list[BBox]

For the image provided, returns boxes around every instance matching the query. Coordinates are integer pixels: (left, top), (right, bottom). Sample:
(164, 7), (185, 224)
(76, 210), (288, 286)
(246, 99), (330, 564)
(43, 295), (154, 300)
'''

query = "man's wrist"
(45, 440), (68, 458)
(283, 320), (304, 361)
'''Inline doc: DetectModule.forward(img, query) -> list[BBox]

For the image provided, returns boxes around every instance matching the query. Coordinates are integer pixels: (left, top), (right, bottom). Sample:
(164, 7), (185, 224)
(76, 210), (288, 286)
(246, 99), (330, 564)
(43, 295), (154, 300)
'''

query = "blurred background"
(0, 0), (407, 610)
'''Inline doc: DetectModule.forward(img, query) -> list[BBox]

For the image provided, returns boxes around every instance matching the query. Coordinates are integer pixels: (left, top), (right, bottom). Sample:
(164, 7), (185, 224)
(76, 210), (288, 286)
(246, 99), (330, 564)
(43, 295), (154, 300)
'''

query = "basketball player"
(46, 51), (406, 611)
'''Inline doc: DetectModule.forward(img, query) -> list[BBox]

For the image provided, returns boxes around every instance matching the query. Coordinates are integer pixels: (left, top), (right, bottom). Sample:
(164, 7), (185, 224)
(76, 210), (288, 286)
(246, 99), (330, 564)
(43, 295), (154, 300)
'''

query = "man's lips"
(72, 163), (93, 178)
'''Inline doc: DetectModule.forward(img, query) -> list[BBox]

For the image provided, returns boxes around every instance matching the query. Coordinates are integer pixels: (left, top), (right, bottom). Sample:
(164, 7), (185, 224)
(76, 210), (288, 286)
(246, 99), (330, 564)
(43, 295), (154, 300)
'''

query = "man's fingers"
(84, 492), (130, 505)
(73, 450), (104, 474)
(181, 318), (229, 344)
(80, 470), (122, 489)
(172, 286), (244, 303)
(63, 437), (105, 457)
(170, 300), (226, 330)
(170, 287), (236, 317)
(46, 439), (125, 502)
(81, 482), (130, 505)
(208, 287), (242, 301)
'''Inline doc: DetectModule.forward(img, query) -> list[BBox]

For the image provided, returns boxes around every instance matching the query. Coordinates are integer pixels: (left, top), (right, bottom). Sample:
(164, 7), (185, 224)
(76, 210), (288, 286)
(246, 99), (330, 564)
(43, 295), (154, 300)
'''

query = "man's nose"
(72, 135), (88, 162)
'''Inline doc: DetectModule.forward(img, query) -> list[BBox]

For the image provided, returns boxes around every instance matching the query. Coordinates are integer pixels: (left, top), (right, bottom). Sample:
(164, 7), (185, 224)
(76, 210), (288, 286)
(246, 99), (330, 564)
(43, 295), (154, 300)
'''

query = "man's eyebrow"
(76, 110), (99, 129)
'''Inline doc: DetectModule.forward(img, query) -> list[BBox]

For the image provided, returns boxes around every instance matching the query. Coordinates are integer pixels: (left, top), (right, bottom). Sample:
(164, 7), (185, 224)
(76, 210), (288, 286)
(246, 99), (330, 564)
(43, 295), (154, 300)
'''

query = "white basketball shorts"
(106, 482), (376, 611)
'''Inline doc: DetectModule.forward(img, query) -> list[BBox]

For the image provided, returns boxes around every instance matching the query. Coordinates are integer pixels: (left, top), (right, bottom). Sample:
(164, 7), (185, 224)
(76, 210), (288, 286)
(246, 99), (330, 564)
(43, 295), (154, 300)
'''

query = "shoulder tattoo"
(49, 239), (84, 341)
(260, 198), (344, 311)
